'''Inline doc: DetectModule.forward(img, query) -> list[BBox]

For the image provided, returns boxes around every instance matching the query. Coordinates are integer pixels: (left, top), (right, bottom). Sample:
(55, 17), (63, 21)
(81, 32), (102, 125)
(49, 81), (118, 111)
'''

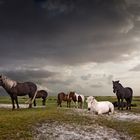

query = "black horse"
(35, 90), (48, 106)
(112, 80), (133, 110)
(0, 74), (37, 109)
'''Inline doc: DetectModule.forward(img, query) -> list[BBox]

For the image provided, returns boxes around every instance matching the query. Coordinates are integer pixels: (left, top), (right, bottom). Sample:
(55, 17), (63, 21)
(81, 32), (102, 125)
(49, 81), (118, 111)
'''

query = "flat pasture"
(0, 96), (140, 140)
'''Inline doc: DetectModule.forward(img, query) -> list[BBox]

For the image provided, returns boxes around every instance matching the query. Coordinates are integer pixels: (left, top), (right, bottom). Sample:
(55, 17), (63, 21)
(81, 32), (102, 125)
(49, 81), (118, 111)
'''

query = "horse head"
(0, 75), (17, 88)
(0, 74), (5, 86)
(112, 80), (120, 93)
(86, 96), (95, 111)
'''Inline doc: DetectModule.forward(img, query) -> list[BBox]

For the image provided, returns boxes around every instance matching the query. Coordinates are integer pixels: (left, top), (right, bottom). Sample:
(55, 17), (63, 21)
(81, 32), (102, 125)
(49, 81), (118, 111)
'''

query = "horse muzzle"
(113, 89), (116, 93)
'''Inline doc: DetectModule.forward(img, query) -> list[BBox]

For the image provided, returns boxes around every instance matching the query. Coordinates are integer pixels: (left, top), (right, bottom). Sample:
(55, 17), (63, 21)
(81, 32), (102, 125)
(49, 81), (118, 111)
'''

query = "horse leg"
(11, 97), (15, 110)
(79, 102), (82, 109)
(125, 98), (129, 110)
(29, 98), (32, 108)
(14, 96), (20, 109)
(75, 101), (78, 108)
(128, 98), (132, 110)
(42, 98), (46, 106)
(68, 100), (71, 108)
(33, 99), (36, 107)
(81, 102), (83, 109)
(121, 98), (124, 110)
(57, 99), (61, 107)
(117, 98), (120, 110)
(59, 100), (62, 107)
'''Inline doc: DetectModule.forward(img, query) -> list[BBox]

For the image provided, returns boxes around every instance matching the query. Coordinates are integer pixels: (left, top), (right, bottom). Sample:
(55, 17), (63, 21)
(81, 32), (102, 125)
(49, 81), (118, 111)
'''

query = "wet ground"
(0, 103), (46, 109)
(34, 120), (132, 140)
(33, 108), (139, 140)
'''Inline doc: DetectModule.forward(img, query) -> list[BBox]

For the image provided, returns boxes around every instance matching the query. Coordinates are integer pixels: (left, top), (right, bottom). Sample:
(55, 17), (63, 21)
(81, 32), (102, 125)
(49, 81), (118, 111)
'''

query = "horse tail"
(128, 87), (133, 102)
(25, 89), (38, 104)
(31, 89), (38, 104)
(128, 87), (133, 95)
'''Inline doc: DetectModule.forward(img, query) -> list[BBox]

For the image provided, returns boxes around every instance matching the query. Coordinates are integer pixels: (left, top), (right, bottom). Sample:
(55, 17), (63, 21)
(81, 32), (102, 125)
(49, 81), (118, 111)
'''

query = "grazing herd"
(0, 74), (134, 114)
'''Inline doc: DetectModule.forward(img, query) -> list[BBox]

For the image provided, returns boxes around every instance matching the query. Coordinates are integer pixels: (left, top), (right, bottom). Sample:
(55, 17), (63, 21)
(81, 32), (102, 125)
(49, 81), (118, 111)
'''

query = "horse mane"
(118, 82), (123, 87)
(2, 75), (17, 89)
(92, 97), (98, 104)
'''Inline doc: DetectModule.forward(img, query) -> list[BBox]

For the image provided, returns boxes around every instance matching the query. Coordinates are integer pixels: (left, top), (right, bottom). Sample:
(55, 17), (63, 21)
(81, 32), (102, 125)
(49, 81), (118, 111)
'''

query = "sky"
(0, 0), (140, 96)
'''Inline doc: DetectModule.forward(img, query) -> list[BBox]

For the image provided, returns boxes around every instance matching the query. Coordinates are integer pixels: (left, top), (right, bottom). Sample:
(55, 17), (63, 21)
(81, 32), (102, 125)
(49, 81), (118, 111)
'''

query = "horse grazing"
(0, 74), (37, 109)
(57, 92), (70, 107)
(112, 80), (133, 110)
(35, 90), (48, 106)
(68, 91), (85, 108)
(86, 96), (114, 115)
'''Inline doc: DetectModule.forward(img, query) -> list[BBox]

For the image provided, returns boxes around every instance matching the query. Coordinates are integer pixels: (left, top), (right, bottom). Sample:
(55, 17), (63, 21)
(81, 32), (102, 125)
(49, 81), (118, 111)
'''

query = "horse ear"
(117, 80), (120, 83)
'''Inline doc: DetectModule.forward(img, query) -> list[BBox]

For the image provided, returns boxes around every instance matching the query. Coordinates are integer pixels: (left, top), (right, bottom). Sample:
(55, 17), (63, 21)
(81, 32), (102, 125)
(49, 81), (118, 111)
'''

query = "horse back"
(36, 90), (48, 98)
(57, 92), (65, 101)
(13, 82), (37, 96)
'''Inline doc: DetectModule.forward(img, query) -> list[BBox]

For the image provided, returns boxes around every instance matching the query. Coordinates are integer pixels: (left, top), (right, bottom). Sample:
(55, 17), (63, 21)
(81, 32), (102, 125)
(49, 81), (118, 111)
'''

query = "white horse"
(86, 96), (114, 115)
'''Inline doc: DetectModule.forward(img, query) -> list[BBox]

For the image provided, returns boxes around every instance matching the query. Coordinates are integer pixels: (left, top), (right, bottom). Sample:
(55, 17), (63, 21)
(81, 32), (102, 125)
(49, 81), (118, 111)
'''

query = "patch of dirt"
(113, 112), (140, 122)
(34, 121), (131, 140)
(33, 107), (135, 140)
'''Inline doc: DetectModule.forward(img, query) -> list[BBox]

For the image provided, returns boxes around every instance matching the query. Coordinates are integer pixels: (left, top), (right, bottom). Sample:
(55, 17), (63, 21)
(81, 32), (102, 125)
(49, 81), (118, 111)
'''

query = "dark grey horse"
(112, 80), (133, 110)
(0, 74), (37, 109)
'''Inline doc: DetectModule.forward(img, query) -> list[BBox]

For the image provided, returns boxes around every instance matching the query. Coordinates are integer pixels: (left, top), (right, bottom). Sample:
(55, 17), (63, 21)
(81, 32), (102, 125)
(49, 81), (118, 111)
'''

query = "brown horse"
(57, 92), (70, 107)
(68, 91), (85, 108)
(0, 74), (37, 109)
(35, 90), (48, 106)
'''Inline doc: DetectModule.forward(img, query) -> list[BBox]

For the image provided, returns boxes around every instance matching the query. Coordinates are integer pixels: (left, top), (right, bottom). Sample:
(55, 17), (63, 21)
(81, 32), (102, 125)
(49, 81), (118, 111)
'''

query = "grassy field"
(0, 96), (140, 140)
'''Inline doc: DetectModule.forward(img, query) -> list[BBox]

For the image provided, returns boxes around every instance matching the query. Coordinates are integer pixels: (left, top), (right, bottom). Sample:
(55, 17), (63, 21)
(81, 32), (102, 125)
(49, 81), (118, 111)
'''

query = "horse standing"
(86, 96), (114, 115)
(57, 92), (70, 107)
(0, 74), (37, 109)
(35, 90), (48, 106)
(68, 91), (85, 108)
(112, 80), (133, 110)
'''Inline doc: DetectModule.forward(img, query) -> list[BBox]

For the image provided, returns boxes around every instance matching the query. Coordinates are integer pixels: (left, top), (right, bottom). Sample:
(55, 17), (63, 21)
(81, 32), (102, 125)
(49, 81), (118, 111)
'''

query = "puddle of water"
(0, 104), (46, 109)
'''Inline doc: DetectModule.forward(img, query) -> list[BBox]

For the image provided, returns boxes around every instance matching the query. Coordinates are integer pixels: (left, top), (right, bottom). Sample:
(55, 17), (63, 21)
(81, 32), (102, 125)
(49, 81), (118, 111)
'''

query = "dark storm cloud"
(0, 0), (139, 66)
(0, 69), (57, 82)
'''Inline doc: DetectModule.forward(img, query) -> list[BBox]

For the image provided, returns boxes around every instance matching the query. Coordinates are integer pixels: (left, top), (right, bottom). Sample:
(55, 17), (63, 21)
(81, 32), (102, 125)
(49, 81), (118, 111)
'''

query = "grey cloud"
(130, 64), (140, 71)
(90, 83), (103, 88)
(107, 75), (114, 85)
(81, 74), (92, 81)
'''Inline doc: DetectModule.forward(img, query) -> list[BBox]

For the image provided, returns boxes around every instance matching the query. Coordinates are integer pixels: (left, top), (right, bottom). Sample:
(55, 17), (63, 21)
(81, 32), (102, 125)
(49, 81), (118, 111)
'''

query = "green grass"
(0, 96), (140, 140)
